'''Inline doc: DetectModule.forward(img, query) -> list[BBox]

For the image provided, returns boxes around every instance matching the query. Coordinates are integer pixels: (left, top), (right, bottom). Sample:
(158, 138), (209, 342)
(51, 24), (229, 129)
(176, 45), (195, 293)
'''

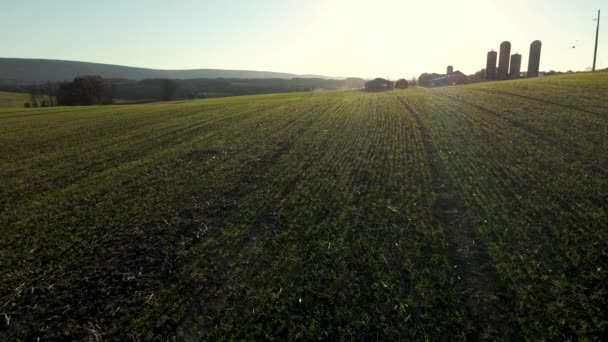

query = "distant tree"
(469, 70), (486, 83)
(26, 84), (56, 107)
(57, 81), (81, 105)
(395, 79), (409, 89)
(364, 78), (393, 91)
(38, 82), (57, 106)
(77, 76), (108, 104)
(89, 76), (109, 103)
(418, 73), (433, 87)
(160, 79), (177, 101)
(543, 70), (563, 77)
(57, 75), (111, 106)
(410, 75), (417, 87)
(29, 92), (39, 108)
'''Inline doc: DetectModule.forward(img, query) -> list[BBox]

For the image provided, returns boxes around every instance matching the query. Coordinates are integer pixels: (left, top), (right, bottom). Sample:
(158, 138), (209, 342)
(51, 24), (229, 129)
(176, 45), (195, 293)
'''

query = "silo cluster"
(484, 40), (541, 80)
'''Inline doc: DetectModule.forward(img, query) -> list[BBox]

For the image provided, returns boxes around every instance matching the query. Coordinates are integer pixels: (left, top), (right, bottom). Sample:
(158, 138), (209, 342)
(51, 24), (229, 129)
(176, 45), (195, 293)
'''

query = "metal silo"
(527, 40), (542, 78)
(485, 50), (497, 80)
(447, 65), (454, 75)
(498, 41), (511, 80)
(509, 53), (522, 79)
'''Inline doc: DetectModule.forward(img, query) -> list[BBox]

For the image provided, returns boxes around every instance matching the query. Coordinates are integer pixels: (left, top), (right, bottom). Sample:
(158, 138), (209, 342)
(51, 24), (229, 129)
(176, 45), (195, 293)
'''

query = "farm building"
(428, 65), (470, 87)
(419, 66), (471, 87)
(364, 78), (394, 91)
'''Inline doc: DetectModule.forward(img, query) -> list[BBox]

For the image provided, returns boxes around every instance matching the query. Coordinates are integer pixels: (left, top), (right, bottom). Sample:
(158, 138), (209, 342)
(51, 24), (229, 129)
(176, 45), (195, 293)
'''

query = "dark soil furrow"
(395, 96), (514, 340)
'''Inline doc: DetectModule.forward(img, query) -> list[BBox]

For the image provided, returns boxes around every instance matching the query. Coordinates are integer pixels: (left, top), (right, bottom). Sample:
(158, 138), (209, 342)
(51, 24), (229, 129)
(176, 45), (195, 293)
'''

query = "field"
(0, 91), (28, 108)
(1, 73), (607, 340)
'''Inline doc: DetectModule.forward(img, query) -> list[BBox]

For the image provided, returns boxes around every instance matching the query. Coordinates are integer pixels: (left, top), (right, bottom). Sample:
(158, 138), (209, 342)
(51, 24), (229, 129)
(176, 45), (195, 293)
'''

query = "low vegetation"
(0, 73), (606, 340)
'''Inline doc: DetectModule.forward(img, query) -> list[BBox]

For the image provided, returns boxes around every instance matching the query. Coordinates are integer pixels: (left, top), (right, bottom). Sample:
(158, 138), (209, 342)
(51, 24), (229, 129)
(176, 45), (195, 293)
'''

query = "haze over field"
(1, 0), (605, 78)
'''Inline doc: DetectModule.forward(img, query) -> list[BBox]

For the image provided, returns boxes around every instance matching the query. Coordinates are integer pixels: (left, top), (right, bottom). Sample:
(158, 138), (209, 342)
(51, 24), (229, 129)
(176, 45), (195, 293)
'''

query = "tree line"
(20, 76), (366, 107)
(24, 76), (118, 107)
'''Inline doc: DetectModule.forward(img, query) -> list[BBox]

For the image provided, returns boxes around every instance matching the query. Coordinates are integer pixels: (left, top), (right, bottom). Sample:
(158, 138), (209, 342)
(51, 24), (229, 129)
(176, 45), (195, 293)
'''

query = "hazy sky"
(1, 0), (605, 78)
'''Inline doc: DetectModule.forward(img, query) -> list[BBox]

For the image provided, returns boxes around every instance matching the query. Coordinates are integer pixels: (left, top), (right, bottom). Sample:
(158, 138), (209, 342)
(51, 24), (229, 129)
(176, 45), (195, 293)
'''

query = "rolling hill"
(0, 58), (337, 84)
(0, 72), (606, 340)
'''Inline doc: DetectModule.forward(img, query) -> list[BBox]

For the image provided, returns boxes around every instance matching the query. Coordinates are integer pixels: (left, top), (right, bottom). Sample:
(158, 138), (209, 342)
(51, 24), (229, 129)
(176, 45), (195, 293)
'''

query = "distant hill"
(0, 58), (337, 84)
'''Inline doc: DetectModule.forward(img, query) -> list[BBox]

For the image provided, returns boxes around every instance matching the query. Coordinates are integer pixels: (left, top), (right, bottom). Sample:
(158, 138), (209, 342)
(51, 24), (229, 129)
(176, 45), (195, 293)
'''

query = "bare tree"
(56, 76), (111, 106)
(410, 76), (418, 87)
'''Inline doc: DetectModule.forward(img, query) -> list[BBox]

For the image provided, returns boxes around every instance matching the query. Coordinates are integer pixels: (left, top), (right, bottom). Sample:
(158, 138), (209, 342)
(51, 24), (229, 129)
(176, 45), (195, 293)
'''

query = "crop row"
(134, 92), (466, 340)
(1, 91), (467, 340)
(397, 87), (607, 339)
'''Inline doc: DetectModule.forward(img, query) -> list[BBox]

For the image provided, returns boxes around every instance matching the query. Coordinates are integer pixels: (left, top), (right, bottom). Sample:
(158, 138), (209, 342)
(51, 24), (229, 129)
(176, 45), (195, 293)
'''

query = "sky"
(0, 0), (605, 78)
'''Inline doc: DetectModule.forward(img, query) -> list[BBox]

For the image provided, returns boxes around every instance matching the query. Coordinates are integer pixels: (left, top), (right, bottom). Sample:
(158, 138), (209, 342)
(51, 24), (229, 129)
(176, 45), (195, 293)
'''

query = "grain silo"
(527, 40), (542, 78)
(498, 41), (511, 80)
(485, 50), (497, 80)
(447, 65), (454, 75)
(509, 53), (522, 79)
